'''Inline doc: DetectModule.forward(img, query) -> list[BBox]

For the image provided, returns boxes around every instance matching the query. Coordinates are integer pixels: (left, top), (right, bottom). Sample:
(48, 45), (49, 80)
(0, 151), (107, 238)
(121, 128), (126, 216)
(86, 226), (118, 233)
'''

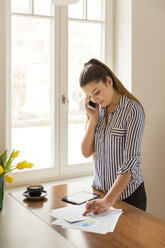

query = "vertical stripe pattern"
(92, 95), (144, 200)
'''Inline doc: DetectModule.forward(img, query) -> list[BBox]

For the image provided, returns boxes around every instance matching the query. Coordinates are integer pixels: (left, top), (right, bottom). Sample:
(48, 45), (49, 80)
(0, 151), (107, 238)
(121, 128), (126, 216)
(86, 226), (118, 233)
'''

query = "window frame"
(60, 1), (108, 176)
(0, 0), (114, 186)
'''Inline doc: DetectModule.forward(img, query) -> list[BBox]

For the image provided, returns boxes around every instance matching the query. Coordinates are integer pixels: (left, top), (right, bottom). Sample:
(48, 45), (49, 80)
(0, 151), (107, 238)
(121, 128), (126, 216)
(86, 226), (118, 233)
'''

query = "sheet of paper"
(62, 211), (122, 234)
(50, 204), (88, 223)
(51, 204), (123, 234)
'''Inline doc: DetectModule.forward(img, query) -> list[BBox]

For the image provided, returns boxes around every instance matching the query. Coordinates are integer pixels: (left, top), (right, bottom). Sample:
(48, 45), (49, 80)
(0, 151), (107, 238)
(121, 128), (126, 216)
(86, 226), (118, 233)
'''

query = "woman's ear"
(106, 77), (113, 87)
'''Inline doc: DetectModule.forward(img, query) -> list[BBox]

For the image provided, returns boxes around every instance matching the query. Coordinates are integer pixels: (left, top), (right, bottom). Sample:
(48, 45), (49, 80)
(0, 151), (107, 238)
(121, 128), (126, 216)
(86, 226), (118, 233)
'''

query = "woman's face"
(82, 77), (115, 108)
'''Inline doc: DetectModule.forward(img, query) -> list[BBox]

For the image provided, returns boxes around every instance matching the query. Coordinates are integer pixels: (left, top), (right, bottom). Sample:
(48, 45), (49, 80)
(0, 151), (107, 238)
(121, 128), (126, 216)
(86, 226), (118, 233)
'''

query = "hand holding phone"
(87, 101), (95, 111)
(85, 97), (99, 125)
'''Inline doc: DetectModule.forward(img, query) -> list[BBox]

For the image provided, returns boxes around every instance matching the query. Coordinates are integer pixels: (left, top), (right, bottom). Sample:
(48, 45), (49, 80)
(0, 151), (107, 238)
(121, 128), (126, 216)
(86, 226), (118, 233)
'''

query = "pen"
(87, 201), (94, 209)
(83, 201), (94, 216)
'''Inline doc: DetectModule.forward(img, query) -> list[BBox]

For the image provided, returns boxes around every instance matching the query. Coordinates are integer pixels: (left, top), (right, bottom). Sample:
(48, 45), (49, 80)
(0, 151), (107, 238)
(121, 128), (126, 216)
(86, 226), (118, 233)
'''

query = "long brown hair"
(79, 58), (145, 116)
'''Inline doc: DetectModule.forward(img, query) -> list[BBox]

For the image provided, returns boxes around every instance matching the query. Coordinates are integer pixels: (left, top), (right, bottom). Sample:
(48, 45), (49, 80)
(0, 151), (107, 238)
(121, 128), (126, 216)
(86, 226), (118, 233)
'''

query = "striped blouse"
(92, 95), (144, 200)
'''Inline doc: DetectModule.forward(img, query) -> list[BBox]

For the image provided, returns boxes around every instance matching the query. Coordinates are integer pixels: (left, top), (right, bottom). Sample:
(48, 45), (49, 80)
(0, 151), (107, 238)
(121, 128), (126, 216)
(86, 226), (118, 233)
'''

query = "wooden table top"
(10, 182), (165, 248)
(0, 193), (76, 248)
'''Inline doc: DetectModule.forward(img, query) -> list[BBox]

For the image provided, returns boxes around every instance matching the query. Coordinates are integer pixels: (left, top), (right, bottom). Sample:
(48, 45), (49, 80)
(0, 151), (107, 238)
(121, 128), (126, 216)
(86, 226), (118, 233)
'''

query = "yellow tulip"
(0, 165), (4, 174)
(16, 161), (28, 170)
(5, 174), (14, 183)
(12, 150), (20, 158)
(26, 162), (34, 168)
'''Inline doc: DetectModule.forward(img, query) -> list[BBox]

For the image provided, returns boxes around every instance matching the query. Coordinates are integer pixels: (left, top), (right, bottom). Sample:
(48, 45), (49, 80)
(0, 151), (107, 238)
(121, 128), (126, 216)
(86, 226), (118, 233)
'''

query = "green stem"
(4, 167), (16, 174)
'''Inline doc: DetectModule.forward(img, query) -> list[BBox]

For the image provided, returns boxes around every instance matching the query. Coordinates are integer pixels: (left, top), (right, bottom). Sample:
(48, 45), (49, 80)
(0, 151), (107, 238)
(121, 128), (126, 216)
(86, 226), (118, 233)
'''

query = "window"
(67, 0), (104, 166)
(12, 10), (54, 170)
(0, 0), (113, 184)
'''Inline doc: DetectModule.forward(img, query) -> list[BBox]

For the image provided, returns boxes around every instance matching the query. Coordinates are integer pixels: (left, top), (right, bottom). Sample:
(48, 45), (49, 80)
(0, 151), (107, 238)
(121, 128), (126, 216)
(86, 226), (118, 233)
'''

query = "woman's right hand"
(85, 97), (99, 125)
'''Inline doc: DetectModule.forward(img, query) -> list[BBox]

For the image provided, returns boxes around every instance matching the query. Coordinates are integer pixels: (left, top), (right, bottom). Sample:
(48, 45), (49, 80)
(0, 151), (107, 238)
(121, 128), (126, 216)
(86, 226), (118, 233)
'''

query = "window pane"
(12, 0), (30, 14)
(68, 0), (84, 19)
(34, 0), (54, 16)
(68, 21), (102, 165)
(12, 16), (54, 169)
(87, 0), (103, 21)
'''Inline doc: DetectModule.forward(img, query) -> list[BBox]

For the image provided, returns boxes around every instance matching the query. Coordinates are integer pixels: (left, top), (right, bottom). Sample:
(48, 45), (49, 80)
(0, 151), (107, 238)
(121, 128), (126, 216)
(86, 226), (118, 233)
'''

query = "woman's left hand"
(82, 198), (112, 216)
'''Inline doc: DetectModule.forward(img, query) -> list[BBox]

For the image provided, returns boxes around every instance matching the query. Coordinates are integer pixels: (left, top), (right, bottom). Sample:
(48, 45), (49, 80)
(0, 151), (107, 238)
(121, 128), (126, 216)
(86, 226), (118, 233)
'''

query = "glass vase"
(0, 175), (5, 211)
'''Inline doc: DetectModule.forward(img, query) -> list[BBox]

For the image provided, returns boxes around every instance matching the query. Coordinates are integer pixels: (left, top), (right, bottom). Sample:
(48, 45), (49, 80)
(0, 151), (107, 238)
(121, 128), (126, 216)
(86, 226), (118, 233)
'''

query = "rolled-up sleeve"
(117, 103), (144, 183)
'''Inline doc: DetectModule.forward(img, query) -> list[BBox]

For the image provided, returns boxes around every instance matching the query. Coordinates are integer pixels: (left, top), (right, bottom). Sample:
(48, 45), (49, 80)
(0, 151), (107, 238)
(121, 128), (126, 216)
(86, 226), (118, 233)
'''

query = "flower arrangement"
(0, 149), (34, 210)
(0, 149), (34, 183)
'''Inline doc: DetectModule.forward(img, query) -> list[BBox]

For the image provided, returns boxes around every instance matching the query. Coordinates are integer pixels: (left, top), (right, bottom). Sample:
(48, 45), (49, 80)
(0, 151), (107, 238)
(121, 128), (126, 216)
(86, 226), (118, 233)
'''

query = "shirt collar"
(100, 94), (127, 114)
(115, 94), (127, 112)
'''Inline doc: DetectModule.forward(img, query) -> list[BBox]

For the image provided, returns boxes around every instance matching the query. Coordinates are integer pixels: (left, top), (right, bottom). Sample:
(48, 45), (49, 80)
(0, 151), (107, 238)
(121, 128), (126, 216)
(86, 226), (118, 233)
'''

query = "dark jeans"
(122, 182), (147, 211)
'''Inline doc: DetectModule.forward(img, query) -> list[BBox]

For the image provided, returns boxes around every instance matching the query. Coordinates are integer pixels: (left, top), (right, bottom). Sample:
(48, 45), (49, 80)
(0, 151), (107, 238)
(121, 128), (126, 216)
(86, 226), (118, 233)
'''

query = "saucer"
(23, 190), (47, 200)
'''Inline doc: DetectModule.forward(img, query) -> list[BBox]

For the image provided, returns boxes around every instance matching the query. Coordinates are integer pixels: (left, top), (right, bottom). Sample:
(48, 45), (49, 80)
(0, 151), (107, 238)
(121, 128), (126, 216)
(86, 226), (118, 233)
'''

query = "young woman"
(80, 58), (147, 215)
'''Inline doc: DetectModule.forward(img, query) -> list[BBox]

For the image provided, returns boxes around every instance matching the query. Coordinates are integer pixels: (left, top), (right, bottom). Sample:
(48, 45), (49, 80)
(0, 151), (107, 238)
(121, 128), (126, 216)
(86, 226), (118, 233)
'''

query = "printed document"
(50, 204), (123, 234)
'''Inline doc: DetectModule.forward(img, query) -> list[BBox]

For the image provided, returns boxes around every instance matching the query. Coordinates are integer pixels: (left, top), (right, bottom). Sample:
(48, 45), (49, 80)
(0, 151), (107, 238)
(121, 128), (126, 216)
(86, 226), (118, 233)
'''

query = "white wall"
(0, 0), (11, 151)
(132, 0), (165, 219)
(114, 0), (165, 219)
(114, 0), (132, 92)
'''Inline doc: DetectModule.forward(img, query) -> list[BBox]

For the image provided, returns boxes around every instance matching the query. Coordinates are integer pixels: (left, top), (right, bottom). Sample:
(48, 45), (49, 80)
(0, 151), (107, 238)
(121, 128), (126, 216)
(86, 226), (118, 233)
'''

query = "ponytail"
(80, 58), (145, 117)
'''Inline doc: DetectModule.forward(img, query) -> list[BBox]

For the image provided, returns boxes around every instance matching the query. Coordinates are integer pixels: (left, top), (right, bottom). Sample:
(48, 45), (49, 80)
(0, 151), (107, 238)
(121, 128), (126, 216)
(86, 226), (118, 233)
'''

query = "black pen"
(87, 201), (94, 209)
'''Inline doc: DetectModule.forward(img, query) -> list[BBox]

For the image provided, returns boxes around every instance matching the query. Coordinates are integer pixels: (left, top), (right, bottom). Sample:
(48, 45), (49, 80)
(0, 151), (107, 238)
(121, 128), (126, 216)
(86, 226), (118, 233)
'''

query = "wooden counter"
(0, 193), (76, 248)
(9, 182), (165, 248)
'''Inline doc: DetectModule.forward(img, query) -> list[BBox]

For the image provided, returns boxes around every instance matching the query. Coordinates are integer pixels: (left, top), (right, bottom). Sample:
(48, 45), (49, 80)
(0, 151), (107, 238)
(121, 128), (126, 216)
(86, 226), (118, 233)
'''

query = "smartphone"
(62, 191), (100, 205)
(87, 101), (95, 111)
